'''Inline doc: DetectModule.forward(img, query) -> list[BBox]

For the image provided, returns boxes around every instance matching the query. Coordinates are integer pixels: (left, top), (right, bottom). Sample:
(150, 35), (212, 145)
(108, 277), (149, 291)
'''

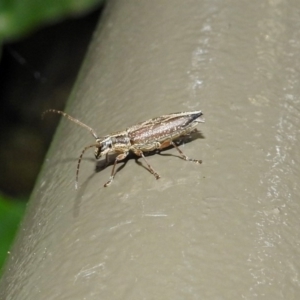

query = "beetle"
(42, 110), (205, 188)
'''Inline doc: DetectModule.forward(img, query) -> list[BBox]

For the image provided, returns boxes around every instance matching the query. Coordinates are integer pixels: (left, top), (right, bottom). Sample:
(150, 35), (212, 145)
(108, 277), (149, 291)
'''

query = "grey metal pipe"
(1, 0), (300, 299)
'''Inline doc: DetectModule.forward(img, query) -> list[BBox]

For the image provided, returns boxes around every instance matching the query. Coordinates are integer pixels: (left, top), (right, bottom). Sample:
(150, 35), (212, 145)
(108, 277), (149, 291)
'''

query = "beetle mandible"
(42, 110), (205, 188)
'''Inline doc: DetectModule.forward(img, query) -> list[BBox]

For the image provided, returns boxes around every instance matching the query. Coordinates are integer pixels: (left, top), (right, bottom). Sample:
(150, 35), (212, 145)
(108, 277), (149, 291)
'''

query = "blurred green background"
(0, 0), (104, 275)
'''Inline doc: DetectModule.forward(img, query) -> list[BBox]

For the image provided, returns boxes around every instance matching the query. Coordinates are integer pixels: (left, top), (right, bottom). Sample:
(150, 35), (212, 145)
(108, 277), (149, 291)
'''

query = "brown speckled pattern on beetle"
(42, 110), (205, 188)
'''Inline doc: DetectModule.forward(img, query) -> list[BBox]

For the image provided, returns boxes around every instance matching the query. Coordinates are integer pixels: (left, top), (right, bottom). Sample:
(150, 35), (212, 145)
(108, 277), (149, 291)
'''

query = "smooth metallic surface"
(1, 0), (300, 299)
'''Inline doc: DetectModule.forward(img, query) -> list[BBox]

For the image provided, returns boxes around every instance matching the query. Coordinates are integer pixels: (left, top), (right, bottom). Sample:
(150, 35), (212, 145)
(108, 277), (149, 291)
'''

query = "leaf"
(0, 0), (103, 41)
(0, 194), (26, 274)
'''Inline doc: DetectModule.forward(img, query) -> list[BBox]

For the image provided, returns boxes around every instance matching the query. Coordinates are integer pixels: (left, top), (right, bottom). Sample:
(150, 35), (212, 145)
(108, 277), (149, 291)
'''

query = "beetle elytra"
(42, 110), (205, 188)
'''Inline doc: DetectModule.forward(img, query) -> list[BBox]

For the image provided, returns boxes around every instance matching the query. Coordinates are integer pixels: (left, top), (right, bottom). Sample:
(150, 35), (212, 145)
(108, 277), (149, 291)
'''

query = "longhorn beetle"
(42, 110), (205, 188)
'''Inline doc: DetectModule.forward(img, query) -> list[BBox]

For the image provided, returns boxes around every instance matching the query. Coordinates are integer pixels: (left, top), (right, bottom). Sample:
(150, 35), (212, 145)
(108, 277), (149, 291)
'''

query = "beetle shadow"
(71, 156), (123, 217)
(45, 155), (129, 217)
(158, 129), (204, 158)
(94, 154), (130, 175)
(72, 130), (204, 215)
(46, 156), (94, 217)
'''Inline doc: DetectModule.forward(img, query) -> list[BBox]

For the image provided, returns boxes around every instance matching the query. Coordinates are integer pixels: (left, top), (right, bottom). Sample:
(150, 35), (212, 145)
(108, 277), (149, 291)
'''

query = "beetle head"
(94, 137), (112, 159)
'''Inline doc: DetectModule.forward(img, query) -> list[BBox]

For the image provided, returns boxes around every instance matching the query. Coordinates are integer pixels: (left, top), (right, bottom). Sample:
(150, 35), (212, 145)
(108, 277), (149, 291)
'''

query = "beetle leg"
(104, 152), (128, 187)
(134, 149), (160, 180)
(171, 142), (202, 164)
(105, 153), (109, 166)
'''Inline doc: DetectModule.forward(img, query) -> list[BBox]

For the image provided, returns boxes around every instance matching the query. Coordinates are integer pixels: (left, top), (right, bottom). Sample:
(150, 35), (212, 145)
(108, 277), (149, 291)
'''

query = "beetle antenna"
(42, 109), (99, 139)
(76, 144), (100, 189)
